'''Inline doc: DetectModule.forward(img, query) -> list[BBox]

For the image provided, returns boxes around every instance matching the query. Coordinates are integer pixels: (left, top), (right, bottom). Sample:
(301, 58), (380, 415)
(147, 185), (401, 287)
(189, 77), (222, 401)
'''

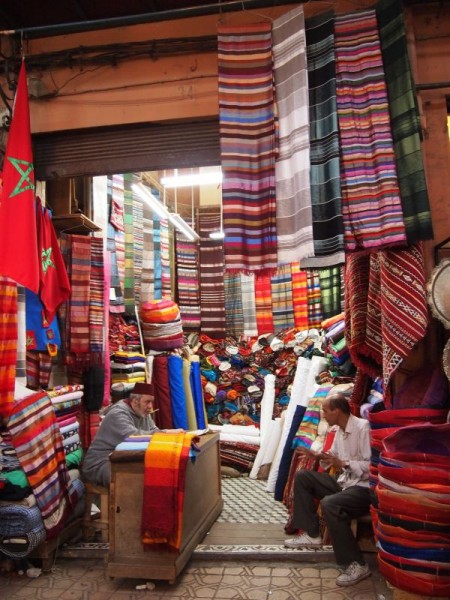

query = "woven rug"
(273, 6), (314, 265)
(131, 175), (144, 306)
(123, 175), (135, 314)
(291, 263), (308, 330)
(140, 198), (154, 302)
(318, 266), (344, 320)
(160, 216), (172, 300)
(152, 214), (162, 300)
(224, 273), (244, 338)
(346, 244), (429, 399)
(16, 285), (27, 384)
(89, 237), (104, 354)
(306, 11), (345, 264)
(335, 9), (407, 251)
(68, 235), (91, 354)
(306, 270), (323, 328)
(376, 0), (433, 244)
(218, 22), (278, 273)
(240, 273), (258, 337)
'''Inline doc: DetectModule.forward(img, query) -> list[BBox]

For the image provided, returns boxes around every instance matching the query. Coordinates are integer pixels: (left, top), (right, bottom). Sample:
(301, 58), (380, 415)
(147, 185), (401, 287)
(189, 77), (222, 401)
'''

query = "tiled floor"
(1, 477), (394, 599)
(2, 555), (391, 600)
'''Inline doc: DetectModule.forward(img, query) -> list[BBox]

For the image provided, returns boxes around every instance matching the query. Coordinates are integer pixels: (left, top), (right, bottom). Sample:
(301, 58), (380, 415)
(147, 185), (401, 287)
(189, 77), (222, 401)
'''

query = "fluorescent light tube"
(209, 230), (225, 240)
(160, 171), (223, 188)
(132, 183), (171, 221)
(169, 213), (200, 242)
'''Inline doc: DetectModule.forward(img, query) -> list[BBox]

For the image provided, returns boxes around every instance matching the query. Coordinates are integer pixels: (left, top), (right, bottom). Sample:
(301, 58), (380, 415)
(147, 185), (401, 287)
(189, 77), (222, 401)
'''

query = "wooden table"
(107, 432), (222, 583)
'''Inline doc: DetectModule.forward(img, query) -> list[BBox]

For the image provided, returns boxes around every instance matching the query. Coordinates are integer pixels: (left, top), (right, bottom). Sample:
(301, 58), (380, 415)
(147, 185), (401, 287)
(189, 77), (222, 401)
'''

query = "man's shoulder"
(348, 414), (370, 431)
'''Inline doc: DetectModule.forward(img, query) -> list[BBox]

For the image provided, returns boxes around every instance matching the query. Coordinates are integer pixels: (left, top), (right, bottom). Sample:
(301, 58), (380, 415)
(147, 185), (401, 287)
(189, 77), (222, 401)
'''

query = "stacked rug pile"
(140, 299), (184, 351)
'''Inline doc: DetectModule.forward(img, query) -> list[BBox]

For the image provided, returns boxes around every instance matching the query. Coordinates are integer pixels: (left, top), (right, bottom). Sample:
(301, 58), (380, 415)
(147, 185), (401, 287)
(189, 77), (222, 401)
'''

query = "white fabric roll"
(249, 374), (275, 479)
(218, 434), (261, 446)
(266, 357), (312, 493)
(260, 418), (282, 467)
(208, 424), (260, 437)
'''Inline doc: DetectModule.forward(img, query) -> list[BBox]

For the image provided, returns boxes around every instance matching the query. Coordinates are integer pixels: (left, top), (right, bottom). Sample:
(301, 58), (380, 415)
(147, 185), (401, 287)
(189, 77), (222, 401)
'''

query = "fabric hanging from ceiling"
(218, 22), (278, 274)
(141, 199), (155, 303)
(160, 216), (172, 300)
(175, 234), (201, 333)
(335, 9), (407, 251)
(318, 266), (345, 321)
(123, 175), (136, 313)
(240, 273), (258, 337)
(198, 210), (227, 339)
(305, 11), (345, 265)
(254, 272), (274, 335)
(291, 264), (309, 330)
(306, 270), (323, 328)
(272, 6), (314, 265)
(271, 264), (295, 332)
(224, 273), (244, 338)
(16, 286), (27, 384)
(376, 0), (434, 244)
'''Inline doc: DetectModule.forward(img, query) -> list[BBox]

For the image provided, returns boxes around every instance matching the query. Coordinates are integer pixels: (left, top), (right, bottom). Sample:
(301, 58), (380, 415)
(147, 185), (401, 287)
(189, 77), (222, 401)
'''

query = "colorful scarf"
(291, 263), (309, 330)
(318, 266), (344, 320)
(273, 6), (314, 264)
(271, 265), (295, 331)
(335, 10), (407, 251)
(218, 22), (278, 273)
(306, 270), (323, 327)
(141, 197), (155, 302)
(68, 235), (91, 354)
(89, 237), (104, 354)
(240, 273), (258, 337)
(175, 236), (201, 333)
(224, 273), (244, 338)
(7, 390), (75, 537)
(306, 11), (345, 264)
(0, 277), (17, 421)
(141, 431), (198, 551)
(123, 175), (136, 314)
(254, 272), (274, 335)
(16, 285), (27, 384)
(132, 176), (144, 305)
(376, 0), (433, 244)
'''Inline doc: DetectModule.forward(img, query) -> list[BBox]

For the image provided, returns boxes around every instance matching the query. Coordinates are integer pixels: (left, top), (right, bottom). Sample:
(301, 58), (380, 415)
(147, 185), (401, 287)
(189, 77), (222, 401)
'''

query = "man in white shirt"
(284, 393), (372, 587)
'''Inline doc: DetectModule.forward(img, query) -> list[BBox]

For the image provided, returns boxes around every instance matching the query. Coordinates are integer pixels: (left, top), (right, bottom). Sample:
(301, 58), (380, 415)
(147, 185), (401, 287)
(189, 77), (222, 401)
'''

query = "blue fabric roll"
(190, 360), (206, 430)
(274, 404), (307, 502)
(168, 354), (188, 429)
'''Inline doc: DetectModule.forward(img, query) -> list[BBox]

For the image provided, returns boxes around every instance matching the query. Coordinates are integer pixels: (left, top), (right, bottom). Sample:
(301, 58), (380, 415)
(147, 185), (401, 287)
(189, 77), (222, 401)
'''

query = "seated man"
(82, 387), (180, 487)
(284, 393), (372, 587)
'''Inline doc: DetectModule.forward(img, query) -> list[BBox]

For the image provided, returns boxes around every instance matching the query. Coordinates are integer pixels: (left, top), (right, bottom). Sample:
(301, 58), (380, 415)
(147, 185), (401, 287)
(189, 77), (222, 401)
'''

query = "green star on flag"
(7, 157), (35, 197)
(41, 247), (55, 274)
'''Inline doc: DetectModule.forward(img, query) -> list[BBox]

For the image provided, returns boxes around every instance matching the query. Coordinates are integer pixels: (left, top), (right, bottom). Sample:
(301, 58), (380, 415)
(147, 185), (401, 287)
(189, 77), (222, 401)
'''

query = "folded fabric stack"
(48, 384), (84, 456)
(321, 313), (354, 377)
(109, 313), (142, 353)
(110, 351), (146, 388)
(359, 377), (384, 419)
(140, 299), (184, 351)
(375, 422), (450, 598)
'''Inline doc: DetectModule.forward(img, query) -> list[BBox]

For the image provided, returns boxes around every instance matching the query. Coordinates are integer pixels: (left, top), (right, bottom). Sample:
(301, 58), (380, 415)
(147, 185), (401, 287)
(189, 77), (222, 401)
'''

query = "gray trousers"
(292, 470), (371, 566)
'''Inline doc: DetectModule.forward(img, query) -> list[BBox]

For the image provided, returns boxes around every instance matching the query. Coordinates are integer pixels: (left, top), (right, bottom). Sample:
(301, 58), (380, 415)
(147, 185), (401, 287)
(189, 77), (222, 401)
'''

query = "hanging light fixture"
(132, 182), (200, 242)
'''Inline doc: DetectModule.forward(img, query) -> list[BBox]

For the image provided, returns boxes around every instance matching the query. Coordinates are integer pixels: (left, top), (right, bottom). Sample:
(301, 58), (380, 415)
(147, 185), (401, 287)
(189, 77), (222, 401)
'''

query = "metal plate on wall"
(427, 259), (450, 329)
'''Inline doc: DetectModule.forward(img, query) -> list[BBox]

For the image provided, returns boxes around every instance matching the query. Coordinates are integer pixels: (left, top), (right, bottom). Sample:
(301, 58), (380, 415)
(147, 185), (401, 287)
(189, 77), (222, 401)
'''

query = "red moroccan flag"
(36, 197), (71, 324)
(0, 59), (39, 293)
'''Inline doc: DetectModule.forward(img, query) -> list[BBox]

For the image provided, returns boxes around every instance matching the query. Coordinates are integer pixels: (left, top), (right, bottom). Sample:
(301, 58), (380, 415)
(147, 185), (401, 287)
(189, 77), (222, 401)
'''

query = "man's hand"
(318, 452), (347, 470)
(298, 447), (318, 460)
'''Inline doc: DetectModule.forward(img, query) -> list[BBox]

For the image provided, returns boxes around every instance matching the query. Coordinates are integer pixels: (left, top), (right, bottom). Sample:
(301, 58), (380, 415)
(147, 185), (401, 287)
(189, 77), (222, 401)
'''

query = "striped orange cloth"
(0, 277), (17, 421)
(291, 263), (309, 330)
(141, 431), (198, 551)
(254, 273), (274, 335)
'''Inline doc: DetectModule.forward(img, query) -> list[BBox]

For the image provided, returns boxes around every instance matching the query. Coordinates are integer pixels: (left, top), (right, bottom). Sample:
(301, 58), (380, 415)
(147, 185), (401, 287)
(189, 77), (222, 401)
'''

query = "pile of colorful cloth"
(196, 329), (322, 425)
(110, 351), (146, 387)
(321, 313), (353, 377)
(140, 299), (184, 351)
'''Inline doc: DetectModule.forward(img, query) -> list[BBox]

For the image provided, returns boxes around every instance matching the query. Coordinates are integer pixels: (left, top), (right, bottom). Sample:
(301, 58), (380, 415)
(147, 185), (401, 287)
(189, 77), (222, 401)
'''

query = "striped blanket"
(141, 432), (198, 551)
(335, 10), (407, 251)
(7, 390), (76, 538)
(0, 277), (18, 421)
(218, 22), (278, 273)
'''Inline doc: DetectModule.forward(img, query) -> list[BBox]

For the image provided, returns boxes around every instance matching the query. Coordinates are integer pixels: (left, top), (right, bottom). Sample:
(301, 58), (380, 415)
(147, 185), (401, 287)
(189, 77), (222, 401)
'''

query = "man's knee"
(295, 469), (316, 489)
(320, 493), (339, 516)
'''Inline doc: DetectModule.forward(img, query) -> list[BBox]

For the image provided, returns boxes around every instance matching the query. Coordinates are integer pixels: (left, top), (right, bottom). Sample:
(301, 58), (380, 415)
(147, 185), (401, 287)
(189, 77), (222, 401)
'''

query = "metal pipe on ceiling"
(0, 0), (302, 39)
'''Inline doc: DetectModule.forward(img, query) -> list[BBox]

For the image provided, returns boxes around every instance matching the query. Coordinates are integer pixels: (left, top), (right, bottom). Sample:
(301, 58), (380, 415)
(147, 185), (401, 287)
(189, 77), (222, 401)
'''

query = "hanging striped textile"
(89, 237), (104, 354)
(273, 6), (314, 265)
(271, 265), (295, 331)
(152, 215), (162, 300)
(8, 390), (76, 538)
(291, 263), (309, 330)
(376, 0), (433, 244)
(123, 176), (135, 314)
(224, 273), (244, 338)
(0, 277), (17, 420)
(318, 266), (344, 320)
(198, 210), (226, 338)
(140, 198), (154, 303)
(69, 236), (91, 354)
(16, 285), (26, 383)
(103, 250), (111, 406)
(58, 234), (71, 352)
(175, 235), (201, 333)
(335, 10), (407, 251)
(240, 273), (258, 337)
(306, 12), (345, 264)
(107, 222), (125, 313)
(111, 175), (126, 296)
(160, 218), (172, 299)
(306, 270), (323, 327)
(218, 22), (278, 273)
(255, 272), (274, 334)
(131, 176), (144, 306)
(26, 351), (52, 389)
